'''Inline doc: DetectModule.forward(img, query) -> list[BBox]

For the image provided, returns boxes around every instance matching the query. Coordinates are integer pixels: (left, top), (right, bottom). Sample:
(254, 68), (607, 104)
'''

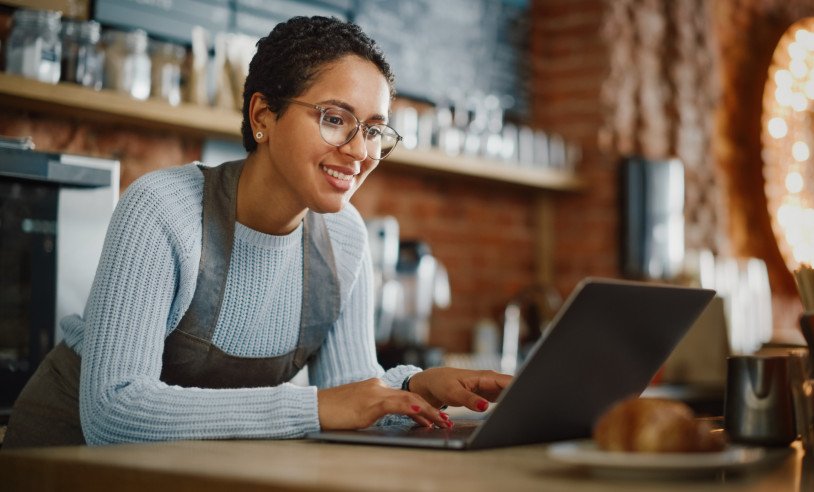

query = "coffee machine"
(366, 217), (450, 369)
(365, 216), (402, 345)
(0, 139), (119, 413)
(390, 240), (450, 348)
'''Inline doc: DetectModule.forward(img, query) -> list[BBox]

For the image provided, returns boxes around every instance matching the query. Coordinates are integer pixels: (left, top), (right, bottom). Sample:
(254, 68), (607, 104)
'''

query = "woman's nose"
(339, 129), (369, 161)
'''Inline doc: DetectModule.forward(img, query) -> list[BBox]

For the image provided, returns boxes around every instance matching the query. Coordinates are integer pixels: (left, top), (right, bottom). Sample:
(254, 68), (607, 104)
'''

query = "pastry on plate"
(593, 397), (726, 453)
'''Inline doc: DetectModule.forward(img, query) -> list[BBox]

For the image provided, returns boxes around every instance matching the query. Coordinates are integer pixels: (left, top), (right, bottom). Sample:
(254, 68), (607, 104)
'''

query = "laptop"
(308, 277), (715, 450)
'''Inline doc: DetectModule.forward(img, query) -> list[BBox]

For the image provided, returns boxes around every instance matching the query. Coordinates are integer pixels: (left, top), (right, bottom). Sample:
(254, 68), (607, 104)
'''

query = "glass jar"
(60, 19), (103, 90)
(149, 40), (186, 106)
(102, 28), (151, 100)
(5, 9), (62, 84)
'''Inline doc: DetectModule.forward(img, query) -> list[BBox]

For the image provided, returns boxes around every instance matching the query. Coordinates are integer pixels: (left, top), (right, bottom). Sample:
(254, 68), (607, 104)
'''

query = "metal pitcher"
(724, 355), (797, 446)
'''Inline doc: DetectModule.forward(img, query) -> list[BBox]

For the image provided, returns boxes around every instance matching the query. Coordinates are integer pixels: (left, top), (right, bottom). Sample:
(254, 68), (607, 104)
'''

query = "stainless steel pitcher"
(724, 355), (797, 446)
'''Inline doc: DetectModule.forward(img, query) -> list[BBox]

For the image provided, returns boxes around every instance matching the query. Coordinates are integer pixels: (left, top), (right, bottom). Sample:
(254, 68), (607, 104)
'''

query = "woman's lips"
(320, 164), (356, 191)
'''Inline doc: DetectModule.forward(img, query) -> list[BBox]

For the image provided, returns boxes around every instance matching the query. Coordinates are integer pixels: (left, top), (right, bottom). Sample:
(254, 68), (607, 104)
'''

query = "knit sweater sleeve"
(78, 168), (320, 445)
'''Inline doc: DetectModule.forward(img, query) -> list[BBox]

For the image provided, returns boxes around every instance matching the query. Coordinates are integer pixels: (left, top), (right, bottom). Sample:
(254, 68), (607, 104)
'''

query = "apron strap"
(294, 211), (341, 368)
(174, 160), (243, 341)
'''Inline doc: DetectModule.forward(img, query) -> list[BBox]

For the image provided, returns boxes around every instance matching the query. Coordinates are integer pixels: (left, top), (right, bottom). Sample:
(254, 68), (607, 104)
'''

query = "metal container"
(724, 355), (797, 446)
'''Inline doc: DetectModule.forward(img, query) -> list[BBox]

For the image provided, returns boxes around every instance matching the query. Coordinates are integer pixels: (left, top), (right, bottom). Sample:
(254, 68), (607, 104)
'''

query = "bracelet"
(400, 374), (447, 410)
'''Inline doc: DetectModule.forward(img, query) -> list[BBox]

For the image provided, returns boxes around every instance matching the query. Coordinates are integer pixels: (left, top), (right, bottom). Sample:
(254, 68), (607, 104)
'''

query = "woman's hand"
(317, 378), (452, 430)
(406, 368), (513, 412)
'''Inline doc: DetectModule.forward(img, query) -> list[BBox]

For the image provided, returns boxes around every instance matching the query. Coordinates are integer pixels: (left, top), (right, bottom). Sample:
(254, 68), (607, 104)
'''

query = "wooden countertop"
(0, 439), (808, 491)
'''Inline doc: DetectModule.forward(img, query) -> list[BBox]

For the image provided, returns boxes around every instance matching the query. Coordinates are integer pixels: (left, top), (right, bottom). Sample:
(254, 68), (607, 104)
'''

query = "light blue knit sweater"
(60, 163), (418, 445)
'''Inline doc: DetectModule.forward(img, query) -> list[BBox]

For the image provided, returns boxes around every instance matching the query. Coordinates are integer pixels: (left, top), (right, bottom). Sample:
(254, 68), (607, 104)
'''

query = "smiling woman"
(2, 15), (512, 449)
(240, 53), (393, 231)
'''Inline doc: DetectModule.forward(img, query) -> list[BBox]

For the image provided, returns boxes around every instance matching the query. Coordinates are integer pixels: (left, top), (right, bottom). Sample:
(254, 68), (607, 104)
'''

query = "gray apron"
(3, 160), (340, 448)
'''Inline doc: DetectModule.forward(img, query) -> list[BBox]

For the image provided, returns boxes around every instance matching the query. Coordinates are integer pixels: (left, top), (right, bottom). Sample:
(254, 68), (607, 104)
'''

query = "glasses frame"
(283, 99), (403, 161)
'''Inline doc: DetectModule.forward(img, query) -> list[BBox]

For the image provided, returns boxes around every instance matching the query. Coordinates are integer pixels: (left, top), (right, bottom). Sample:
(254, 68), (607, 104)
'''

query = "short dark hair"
(240, 16), (395, 152)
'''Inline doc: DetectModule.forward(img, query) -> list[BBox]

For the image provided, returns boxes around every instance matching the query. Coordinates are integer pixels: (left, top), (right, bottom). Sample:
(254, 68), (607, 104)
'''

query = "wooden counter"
(0, 439), (808, 491)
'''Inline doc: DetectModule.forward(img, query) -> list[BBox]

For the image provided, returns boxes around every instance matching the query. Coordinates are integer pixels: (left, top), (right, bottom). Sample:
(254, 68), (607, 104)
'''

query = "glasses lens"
(319, 107), (357, 147)
(318, 106), (401, 160)
(365, 125), (399, 160)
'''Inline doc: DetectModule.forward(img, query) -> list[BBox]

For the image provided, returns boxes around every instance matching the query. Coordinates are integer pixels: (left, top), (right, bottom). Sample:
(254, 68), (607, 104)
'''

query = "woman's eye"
(324, 113), (345, 127)
(366, 126), (383, 139)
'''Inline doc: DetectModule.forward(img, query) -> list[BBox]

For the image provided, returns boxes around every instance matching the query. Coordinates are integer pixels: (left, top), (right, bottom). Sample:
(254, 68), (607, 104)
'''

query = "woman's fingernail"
(477, 400), (488, 411)
(440, 412), (449, 420)
(410, 404), (421, 412)
(446, 421), (454, 428)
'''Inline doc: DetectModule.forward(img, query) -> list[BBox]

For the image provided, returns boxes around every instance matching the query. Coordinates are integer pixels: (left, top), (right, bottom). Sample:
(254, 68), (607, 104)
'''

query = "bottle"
(102, 29), (151, 100)
(60, 19), (103, 90)
(5, 9), (62, 84)
(149, 40), (186, 106)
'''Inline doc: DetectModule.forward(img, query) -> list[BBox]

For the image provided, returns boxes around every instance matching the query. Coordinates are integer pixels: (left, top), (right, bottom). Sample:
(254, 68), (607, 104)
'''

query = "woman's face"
(264, 55), (391, 214)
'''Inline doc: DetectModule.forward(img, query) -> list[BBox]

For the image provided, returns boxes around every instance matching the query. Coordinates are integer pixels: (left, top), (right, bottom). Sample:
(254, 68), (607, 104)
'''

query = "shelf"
(0, 73), (242, 139)
(386, 147), (583, 191)
(0, 73), (583, 191)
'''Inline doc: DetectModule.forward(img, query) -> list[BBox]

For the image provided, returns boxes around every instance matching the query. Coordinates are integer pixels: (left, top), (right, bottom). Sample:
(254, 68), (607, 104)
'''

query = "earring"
(255, 131), (264, 140)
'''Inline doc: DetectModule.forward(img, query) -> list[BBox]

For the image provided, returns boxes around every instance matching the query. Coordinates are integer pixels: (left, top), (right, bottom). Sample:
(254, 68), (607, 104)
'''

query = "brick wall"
(532, 0), (807, 335)
(529, 0), (617, 297)
(0, 109), (201, 189)
(351, 169), (538, 351)
(531, 0), (723, 286)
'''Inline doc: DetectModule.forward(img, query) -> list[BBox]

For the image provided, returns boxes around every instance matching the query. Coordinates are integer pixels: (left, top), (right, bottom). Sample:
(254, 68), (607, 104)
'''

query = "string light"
(768, 117), (788, 138)
(763, 24), (814, 268)
(793, 141), (810, 161)
(786, 171), (804, 193)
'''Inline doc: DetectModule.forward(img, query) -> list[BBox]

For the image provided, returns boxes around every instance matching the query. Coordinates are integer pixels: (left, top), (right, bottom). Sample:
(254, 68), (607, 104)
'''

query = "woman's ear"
(249, 92), (271, 142)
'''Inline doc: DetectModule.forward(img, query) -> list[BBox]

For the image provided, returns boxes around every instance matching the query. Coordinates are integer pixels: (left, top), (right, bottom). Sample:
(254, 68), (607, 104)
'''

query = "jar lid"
(103, 28), (149, 52)
(12, 8), (62, 30)
(149, 40), (186, 60)
(61, 19), (101, 43)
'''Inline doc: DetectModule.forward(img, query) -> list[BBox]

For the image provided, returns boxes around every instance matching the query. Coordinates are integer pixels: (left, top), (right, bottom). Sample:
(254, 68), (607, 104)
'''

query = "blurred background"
(0, 0), (812, 379)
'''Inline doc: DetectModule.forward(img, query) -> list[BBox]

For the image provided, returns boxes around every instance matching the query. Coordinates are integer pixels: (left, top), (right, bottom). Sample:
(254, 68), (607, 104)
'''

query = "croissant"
(593, 397), (726, 453)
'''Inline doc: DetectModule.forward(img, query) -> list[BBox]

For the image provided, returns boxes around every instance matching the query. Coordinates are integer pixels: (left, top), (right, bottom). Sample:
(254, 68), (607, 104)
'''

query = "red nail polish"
(447, 421), (454, 428)
(477, 400), (488, 411)
(440, 412), (449, 420)
(411, 404), (421, 412)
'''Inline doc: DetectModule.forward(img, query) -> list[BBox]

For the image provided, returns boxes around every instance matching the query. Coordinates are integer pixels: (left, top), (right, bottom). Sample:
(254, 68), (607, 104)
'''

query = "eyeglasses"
(284, 99), (402, 161)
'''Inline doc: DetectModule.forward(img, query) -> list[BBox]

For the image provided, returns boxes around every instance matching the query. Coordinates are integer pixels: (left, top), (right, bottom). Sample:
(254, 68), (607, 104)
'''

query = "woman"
(3, 16), (511, 448)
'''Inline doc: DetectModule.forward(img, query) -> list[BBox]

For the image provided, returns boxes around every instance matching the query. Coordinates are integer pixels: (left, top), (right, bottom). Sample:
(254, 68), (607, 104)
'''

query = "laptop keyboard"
(360, 419), (480, 439)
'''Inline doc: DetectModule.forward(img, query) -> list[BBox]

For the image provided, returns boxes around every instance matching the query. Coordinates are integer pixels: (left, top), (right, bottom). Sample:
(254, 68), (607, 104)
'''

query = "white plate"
(546, 440), (769, 478)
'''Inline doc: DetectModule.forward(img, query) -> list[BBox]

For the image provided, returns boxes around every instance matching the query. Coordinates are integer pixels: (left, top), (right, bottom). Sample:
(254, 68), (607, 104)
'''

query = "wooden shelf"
(386, 147), (582, 191)
(0, 73), (242, 139)
(0, 73), (582, 191)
